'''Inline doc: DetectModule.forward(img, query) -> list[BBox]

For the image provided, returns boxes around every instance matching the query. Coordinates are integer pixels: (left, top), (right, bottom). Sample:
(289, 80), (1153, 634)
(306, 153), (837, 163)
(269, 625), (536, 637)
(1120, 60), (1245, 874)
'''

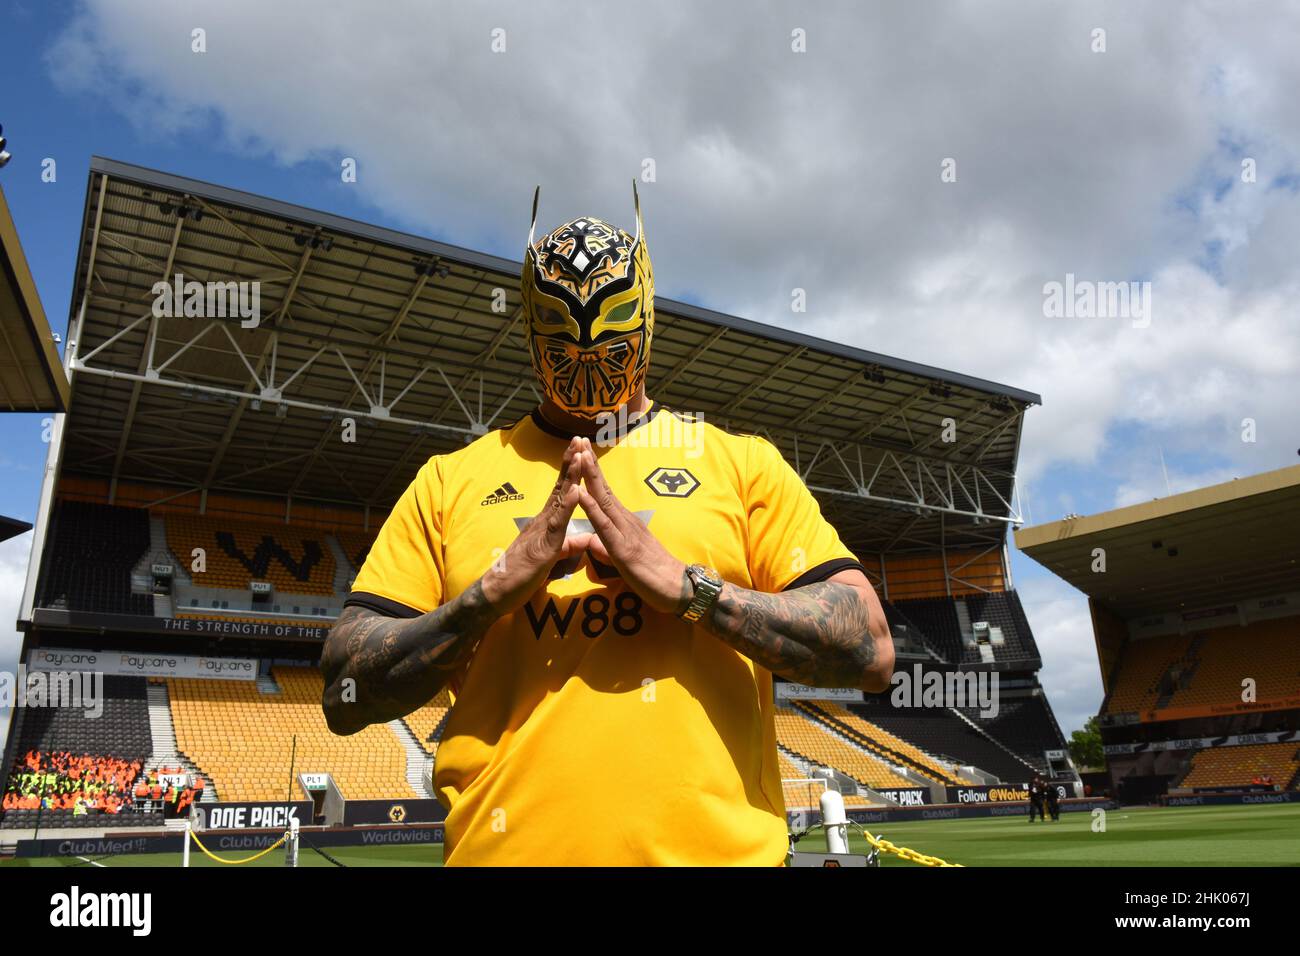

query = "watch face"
(693, 565), (721, 586)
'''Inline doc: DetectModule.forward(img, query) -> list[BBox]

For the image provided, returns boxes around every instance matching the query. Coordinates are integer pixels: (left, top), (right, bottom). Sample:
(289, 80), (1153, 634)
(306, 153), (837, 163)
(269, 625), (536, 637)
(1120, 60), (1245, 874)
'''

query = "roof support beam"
(285, 269), (437, 497)
(788, 369), (863, 428)
(109, 206), (186, 502)
(650, 326), (727, 394)
(717, 346), (806, 415)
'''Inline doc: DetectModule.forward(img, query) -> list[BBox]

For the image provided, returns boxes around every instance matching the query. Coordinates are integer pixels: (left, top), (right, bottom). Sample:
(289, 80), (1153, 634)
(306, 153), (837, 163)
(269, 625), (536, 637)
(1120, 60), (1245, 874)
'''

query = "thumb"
(587, 533), (612, 564)
(560, 532), (593, 558)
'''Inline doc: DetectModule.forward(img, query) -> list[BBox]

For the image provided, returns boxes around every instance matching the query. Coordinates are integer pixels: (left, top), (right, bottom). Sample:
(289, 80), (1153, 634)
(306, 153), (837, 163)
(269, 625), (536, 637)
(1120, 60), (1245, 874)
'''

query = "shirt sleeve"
(743, 435), (865, 593)
(344, 456), (445, 617)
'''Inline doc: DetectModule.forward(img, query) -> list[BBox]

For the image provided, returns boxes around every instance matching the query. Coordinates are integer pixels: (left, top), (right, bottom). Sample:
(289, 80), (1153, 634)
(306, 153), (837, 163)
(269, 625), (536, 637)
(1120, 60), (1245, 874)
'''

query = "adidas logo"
(481, 482), (525, 506)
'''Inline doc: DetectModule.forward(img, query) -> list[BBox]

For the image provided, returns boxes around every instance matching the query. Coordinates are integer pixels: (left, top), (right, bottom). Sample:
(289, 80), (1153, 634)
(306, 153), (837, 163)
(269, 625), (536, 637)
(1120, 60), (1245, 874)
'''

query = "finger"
(554, 439), (588, 505)
(544, 463), (582, 545)
(577, 485), (622, 546)
(560, 437), (583, 487)
(562, 442), (586, 492)
(578, 440), (629, 530)
(548, 439), (581, 511)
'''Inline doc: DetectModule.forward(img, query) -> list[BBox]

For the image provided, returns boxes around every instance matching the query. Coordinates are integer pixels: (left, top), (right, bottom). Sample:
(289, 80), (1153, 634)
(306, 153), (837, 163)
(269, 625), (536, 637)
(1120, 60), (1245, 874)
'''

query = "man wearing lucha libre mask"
(323, 184), (892, 866)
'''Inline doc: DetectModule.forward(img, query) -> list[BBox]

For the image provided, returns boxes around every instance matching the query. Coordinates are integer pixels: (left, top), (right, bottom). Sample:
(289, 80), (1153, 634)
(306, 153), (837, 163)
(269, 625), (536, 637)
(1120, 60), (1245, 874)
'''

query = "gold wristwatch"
(680, 564), (723, 623)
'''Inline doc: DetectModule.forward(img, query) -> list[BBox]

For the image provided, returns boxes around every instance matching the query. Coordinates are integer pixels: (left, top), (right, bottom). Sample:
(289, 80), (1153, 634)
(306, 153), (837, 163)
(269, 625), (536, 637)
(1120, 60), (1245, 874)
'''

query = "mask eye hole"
(603, 299), (639, 327)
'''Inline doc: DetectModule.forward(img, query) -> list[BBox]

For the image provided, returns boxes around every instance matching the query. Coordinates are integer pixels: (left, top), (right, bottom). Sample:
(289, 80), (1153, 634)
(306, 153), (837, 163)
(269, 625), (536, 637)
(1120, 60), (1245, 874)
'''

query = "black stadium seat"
(853, 693), (1041, 782)
(38, 500), (152, 616)
(2, 676), (155, 826)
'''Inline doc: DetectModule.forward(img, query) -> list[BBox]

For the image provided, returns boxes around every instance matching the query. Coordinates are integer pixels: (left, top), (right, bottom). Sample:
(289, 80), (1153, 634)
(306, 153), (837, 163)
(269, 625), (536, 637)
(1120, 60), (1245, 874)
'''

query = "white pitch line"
(76, 856), (107, 868)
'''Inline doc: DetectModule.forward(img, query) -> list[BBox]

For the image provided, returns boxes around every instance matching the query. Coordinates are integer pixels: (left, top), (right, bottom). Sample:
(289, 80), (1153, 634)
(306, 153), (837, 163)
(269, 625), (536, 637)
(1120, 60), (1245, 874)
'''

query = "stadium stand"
(963, 695), (1068, 773)
(166, 666), (415, 802)
(1101, 619), (1300, 721)
(401, 689), (453, 756)
(799, 700), (962, 784)
(777, 751), (873, 810)
(4, 675), (151, 764)
(891, 597), (964, 662)
(880, 598), (926, 637)
(774, 706), (916, 791)
(853, 694), (1039, 781)
(1102, 633), (1195, 715)
(166, 514), (336, 595)
(1, 752), (160, 829)
(1, 676), (160, 828)
(333, 530), (376, 576)
(1162, 620), (1300, 711)
(1018, 465), (1300, 802)
(37, 500), (152, 615)
(963, 591), (1043, 667)
(777, 752), (817, 809)
(1181, 743), (1300, 790)
(889, 593), (1042, 668)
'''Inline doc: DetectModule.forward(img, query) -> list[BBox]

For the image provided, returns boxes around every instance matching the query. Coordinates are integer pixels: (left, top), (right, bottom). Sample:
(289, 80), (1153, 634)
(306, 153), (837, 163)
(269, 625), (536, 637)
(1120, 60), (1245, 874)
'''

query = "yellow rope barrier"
(859, 830), (962, 867)
(188, 828), (288, 865)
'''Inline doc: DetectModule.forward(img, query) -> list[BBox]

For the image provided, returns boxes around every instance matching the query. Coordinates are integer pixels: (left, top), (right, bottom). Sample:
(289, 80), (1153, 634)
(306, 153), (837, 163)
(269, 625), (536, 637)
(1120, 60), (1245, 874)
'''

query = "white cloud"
(41, 4), (1300, 493)
(1013, 571), (1103, 736)
(1112, 463), (1242, 510)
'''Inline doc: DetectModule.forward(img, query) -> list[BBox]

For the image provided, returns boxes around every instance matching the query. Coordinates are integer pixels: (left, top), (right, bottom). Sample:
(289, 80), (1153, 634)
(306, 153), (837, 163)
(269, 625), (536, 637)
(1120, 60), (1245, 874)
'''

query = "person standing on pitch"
(1045, 780), (1061, 821)
(321, 184), (894, 866)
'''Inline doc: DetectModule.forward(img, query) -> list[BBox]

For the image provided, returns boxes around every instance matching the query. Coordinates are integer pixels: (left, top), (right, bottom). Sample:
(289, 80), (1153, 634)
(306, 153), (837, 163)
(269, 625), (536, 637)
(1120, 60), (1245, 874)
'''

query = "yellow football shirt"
(347, 402), (864, 866)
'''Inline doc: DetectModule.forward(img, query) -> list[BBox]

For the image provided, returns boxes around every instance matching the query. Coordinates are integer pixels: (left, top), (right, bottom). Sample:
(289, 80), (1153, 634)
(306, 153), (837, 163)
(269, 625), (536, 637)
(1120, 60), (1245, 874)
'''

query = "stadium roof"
(58, 156), (1041, 554)
(1015, 464), (1300, 618)
(0, 514), (32, 544)
(0, 183), (69, 412)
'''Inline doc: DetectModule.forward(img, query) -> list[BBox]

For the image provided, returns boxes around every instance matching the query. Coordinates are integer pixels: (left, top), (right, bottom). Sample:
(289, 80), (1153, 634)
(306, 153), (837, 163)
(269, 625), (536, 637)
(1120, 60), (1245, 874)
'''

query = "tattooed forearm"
(701, 579), (889, 690)
(320, 580), (500, 735)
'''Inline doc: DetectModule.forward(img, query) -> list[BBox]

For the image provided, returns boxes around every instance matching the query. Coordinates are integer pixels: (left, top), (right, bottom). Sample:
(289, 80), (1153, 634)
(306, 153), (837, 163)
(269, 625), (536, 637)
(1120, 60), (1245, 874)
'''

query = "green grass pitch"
(4, 803), (1297, 867)
(793, 803), (1300, 866)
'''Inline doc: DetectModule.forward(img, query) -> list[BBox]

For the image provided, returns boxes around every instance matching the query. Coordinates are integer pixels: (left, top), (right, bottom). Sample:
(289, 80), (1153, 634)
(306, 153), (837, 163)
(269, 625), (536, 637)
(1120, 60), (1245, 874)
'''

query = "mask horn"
(631, 179), (644, 245)
(527, 185), (540, 256)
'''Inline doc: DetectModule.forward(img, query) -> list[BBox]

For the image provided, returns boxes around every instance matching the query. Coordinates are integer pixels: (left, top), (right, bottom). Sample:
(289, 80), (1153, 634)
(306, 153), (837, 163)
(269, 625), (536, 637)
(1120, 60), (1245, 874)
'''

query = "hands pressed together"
(479, 436), (691, 617)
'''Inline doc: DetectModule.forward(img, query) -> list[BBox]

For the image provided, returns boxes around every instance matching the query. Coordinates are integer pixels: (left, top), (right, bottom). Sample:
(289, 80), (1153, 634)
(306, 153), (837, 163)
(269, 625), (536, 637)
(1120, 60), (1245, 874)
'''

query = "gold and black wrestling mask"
(521, 184), (654, 420)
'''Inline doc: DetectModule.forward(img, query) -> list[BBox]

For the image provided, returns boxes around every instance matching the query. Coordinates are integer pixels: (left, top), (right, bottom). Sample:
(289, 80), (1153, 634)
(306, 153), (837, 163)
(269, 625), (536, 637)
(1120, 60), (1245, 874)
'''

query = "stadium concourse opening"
(1017, 465), (1300, 806)
(4, 157), (1086, 864)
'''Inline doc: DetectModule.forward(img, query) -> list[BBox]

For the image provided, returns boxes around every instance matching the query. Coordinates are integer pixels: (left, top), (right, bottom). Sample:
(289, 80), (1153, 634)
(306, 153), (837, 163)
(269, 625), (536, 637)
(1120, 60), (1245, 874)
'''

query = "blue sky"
(3, 1), (1299, 743)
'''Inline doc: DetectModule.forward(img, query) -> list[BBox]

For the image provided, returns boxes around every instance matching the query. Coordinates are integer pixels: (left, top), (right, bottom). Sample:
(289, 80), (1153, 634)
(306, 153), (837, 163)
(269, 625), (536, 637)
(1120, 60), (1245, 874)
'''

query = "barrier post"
(182, 819), (191, 868)
(820, 789), (849, 854)
(285, 817), (299, 867)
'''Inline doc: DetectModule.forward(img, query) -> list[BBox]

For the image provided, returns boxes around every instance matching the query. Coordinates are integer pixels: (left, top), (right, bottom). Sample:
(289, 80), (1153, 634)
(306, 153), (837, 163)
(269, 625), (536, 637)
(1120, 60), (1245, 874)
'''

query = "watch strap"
(680, 564), (723, 623)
